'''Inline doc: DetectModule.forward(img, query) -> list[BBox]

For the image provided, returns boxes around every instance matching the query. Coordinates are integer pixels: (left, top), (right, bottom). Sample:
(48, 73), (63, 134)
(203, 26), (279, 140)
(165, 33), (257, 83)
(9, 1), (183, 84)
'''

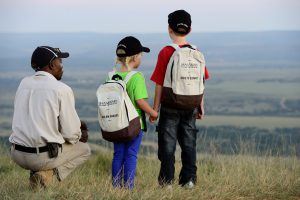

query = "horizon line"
(0, 29), (300, 34)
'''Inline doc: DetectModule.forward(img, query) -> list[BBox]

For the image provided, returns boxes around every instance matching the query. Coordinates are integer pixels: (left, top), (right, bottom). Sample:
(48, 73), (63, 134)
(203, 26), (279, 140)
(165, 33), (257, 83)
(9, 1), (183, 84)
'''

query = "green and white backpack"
(162, 44), (205, 109)
(96, 71), (140, 142)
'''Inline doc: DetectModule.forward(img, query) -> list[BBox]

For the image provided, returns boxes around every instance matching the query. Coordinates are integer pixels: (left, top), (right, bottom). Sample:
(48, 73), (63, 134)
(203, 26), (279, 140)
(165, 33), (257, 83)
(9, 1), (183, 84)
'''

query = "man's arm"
(59, 87), (81, 144)
(79, 121), (88, 143)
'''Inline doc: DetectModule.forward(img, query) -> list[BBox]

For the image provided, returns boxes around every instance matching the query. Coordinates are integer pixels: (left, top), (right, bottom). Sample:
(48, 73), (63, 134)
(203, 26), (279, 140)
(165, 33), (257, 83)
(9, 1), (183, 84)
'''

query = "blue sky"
(0, 0), (300, 33)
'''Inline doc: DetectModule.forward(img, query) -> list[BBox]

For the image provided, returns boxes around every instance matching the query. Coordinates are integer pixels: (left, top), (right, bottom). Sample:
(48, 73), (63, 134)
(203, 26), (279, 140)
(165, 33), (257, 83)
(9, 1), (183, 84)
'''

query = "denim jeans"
(112, 130), (143, 189)
(157, 106), (198, 186)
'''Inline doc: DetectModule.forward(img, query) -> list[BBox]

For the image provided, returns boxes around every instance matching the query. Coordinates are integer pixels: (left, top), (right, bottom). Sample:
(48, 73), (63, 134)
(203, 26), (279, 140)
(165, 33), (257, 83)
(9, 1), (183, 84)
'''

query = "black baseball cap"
(168, 10), (192, 34)
(31, 46), (69, 70)
(116, 36), (150, 57)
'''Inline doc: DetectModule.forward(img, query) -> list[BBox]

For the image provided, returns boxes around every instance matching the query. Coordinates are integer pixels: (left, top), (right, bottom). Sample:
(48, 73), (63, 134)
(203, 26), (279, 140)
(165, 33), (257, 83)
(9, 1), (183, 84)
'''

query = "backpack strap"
(124, 70), (147, 131)
(168, 43), (180, 50)
(108, 70), (116, 80)
(111, 74), (123, 81)
(124, 71), (138, 84)
(190, 44), (197, 50)
(168, 43), (197, 50)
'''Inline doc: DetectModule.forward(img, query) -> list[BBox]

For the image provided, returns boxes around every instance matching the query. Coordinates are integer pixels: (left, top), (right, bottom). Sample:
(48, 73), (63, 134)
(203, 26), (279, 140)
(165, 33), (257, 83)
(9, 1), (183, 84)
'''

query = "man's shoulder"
(19, 75), (34, 83)
(17, 75), (73, 96)
(41, 80), (73, 97)
(55, 81), (73, 94)
(44, 80), (73, 96)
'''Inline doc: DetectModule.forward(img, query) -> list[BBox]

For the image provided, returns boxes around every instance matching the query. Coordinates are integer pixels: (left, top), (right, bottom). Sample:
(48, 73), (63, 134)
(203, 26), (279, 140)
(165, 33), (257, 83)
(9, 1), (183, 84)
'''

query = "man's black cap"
(168, 10), (192, 34)
(116, 36), (150, 57)
(31, 46), (69, 70)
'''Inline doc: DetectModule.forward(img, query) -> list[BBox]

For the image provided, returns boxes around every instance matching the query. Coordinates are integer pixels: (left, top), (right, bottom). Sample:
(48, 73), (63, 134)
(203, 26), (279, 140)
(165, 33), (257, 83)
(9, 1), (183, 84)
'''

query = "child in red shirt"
(150, 10), (209, 188)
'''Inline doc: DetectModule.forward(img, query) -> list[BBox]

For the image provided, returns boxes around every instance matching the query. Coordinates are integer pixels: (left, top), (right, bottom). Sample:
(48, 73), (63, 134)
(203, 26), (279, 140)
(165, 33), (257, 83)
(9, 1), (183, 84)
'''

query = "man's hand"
(79, 121), (88, 143)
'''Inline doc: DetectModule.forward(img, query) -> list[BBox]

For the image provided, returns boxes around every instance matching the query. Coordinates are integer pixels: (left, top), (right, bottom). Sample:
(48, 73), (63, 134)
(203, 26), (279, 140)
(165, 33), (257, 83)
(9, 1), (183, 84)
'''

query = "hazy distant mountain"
(0, 31), (299, 70)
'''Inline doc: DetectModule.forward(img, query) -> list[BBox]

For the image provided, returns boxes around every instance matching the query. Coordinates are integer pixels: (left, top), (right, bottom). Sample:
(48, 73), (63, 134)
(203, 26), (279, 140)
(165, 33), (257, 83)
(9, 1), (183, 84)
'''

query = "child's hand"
(196, 112), (204, 120)
(149, 116), (157, 123)
(135, 99), (159, 123)
(149, 110), (158, 123)
(196, 103), (205, 120)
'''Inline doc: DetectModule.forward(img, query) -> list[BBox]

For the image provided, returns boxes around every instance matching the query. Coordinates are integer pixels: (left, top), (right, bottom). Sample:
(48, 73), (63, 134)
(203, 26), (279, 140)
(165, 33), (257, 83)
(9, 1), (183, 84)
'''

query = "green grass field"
(0, 147), (299, 200)
(201, 115), (300, 129)
(208, 81), (300, 99)
(2, 115), (299, 137)
(1, 62), (299, 199)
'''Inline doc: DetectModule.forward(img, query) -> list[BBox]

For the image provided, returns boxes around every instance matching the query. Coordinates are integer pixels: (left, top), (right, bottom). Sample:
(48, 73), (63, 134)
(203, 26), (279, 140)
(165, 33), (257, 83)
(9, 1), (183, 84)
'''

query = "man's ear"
(48, 62), (54, 70)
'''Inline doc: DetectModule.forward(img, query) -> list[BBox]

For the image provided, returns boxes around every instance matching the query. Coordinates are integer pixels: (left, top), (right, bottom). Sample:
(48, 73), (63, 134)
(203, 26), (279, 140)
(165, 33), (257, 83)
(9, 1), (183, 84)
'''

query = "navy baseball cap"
(31, 46), (69, 71)
(116, 36), (150, 57)
(168, 10), (192, 34)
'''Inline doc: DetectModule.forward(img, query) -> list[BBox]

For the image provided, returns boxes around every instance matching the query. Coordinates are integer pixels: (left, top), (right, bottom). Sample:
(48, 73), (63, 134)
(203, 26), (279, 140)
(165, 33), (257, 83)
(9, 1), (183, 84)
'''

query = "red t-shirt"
(151, 45), (210, 86)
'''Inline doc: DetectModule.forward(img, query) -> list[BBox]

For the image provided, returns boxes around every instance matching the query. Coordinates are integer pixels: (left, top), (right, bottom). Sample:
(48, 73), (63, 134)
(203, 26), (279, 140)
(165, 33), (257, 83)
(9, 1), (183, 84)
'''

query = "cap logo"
(53, 48), (61, 53)
(177, 23), (188, 28)
(117, 44), (127, 49)
(39, 46), (58, 58)
(116, 49), (126, 55)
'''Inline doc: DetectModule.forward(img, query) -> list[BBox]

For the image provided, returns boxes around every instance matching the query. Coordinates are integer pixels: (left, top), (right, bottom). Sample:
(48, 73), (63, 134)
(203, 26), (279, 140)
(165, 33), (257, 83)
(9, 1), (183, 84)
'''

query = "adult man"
(9, 46), (91, 189)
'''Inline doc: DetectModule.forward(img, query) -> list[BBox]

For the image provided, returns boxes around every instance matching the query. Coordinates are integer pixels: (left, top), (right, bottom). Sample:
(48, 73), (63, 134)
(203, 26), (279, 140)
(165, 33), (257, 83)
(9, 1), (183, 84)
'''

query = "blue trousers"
(112, 130), (143, 189)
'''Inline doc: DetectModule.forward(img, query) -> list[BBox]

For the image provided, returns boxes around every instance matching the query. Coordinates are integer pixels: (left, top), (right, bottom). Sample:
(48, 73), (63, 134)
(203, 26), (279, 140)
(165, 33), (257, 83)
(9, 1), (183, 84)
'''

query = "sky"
(0, 0), (300, 33)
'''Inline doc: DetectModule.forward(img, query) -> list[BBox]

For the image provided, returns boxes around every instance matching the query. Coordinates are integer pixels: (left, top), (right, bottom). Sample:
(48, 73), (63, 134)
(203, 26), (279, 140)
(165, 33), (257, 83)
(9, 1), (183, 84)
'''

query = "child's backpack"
(96, 71), (141, 142)
(162, 44), (205, 109)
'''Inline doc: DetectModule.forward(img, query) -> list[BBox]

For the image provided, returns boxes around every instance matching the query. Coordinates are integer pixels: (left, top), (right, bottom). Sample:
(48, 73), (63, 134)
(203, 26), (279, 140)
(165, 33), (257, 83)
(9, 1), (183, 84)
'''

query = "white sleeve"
(58, 87), (81, 144)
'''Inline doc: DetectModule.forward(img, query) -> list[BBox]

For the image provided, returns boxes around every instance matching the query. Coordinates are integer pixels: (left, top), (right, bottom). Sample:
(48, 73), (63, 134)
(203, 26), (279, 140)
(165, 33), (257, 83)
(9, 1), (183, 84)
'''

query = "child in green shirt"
(111, 36), (158, 189)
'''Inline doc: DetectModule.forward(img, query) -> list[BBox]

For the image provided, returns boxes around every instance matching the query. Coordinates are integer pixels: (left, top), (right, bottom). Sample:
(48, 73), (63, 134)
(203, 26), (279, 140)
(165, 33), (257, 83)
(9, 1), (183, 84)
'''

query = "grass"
(208, 80), (300, 99)
(0, 146), (299, 200)
(200, 115), (300, 129)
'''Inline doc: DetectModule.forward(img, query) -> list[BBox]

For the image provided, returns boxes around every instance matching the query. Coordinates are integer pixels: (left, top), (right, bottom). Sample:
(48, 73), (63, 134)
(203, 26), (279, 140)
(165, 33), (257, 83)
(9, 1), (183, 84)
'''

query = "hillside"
(0, 31), (299, 199)
(0, 31), (299, 70)
(0, 146), (299, 200)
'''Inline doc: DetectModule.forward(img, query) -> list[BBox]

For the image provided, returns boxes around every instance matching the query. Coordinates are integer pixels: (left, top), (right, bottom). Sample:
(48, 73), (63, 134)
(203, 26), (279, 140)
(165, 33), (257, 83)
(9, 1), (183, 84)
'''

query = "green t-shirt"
(115, 71), (148, 129)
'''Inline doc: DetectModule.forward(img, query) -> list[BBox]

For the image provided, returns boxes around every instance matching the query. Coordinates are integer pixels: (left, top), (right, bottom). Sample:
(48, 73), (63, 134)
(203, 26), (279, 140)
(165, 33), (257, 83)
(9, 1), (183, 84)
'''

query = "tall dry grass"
(0, 144), (299, 200)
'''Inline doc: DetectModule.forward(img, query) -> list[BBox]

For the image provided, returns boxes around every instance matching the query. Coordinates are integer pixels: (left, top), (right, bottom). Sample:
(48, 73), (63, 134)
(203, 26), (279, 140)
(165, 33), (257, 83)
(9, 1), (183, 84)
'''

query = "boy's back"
(150, 10), (209, 187)
(151, 46), (209, 86)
